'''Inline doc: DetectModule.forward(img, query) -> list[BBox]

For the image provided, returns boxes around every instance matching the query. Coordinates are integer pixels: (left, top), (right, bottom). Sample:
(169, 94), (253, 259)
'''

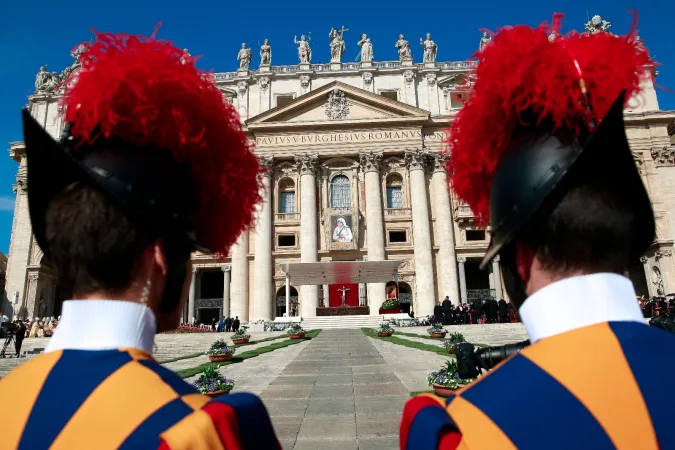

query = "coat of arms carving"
(326, 89), (349, 120)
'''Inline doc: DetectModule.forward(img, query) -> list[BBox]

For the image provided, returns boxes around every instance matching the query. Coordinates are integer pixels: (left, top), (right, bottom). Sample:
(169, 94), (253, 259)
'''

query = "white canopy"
(282, 260), (401, 286)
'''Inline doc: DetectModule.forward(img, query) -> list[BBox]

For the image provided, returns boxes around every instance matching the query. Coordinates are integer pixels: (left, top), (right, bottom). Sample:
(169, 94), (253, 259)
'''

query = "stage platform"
(302, 314), (383, 330)
(316, 306), (370, 316)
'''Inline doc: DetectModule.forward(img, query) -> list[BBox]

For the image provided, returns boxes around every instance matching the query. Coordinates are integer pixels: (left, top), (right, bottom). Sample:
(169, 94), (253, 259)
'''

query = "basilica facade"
(4, 17), (675, 323)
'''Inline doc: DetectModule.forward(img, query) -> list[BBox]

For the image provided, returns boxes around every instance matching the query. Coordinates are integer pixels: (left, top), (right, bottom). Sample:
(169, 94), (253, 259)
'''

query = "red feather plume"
(446, 13), (654, 226)
(61, 29), (262, 258)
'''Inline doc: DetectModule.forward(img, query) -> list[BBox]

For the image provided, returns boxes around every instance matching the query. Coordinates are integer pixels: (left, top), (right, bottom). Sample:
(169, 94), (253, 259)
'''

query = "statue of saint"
(35, 66), (53, 92)
(294, 35), (312, 64)
(329, 26), (349, 62)
(260, 39), (272, 65)
(479, 32), (491, 52)
(420, 33), (438, 63)
(180, 48), (192, 65)
(358, 34), (373, 62)
(237, 43), (252, 70)
(584, 15), (611, 35)
(395, 34), (412, 61)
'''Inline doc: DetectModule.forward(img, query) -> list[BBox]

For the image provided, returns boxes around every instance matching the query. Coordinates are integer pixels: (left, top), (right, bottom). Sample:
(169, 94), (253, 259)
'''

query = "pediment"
(247, 81), (429, 130)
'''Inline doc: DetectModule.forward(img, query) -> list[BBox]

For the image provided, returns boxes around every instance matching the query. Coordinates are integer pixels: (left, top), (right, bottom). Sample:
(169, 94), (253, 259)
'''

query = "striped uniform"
(1, 348), (280, 449)
(401, 321), (675, 449)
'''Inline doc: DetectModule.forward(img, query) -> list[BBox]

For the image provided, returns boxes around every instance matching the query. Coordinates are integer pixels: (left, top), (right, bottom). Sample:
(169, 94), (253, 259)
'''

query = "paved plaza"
(0, 324), (527, 449)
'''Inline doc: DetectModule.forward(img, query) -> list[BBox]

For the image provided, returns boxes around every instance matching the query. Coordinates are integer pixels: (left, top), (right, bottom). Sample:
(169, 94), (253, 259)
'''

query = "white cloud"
(0, 196), (15, 212)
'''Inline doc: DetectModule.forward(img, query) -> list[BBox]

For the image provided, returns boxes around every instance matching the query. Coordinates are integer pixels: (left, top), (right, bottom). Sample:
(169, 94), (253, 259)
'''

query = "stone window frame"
(381, 156), (411, 209)
(384, 172), (405, 209)
(273, 162), (299, 217)
(277, 177), (297, 214)
(329, 172), (352, 208)
(377, 89), (400, 102)
(386, 228), (409, 246)
(321, 158), (359, 213)
(275, 231), (299, 250)
(274, 92), (297, 108)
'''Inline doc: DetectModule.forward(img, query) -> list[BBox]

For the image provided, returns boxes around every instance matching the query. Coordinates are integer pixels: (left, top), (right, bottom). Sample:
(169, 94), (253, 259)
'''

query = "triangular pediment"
(246, 81), (429, 130)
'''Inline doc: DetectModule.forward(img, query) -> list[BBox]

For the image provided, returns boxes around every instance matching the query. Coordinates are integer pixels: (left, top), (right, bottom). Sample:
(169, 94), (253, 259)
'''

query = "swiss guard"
(0, 28), (280, 449)
(401, 13), (675, 449)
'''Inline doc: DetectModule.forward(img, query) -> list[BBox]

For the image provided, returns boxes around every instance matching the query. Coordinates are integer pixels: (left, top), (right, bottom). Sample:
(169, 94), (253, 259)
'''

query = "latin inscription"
(255, 130), (446, 147)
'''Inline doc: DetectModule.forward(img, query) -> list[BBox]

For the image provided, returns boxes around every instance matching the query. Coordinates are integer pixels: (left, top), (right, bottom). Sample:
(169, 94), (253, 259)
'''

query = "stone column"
(360, 151), (386, 314)
(230, 230), (249, 322)
(492, 255), (503, 301)
(405, 149), (437, 316)
(430, 153), (460, 305)
(457, 256), (467, 304)
(221, 266), (231, 317)
(295, 154), (319, 317)
(640, 256), (653, 297)
(24, 273), (39, 318)
(254, 156), (274, 321)
(188, 267), (197, 324)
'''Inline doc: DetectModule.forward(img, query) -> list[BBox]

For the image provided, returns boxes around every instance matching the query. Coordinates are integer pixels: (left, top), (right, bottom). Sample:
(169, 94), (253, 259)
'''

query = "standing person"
(14, 320), (27, 357)
(401, 14), (675, 448)
(433, 301), (443, 324)
(232, 316), (241, 332)
(218, 315), (225, 332)
(441, 296), (452, 325)
(498, 298), (508, 322)
(225, 316), (232, 332)
(0, 30), (278, 448)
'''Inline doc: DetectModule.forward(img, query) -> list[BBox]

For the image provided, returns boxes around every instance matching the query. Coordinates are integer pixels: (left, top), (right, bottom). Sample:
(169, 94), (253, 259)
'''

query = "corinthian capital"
(258, 155), (275, 177)
(359, 151), (383, 173)
(430, 152), (449, 173)
(294, 153), (319, 176)
(405, 148), (429, 172)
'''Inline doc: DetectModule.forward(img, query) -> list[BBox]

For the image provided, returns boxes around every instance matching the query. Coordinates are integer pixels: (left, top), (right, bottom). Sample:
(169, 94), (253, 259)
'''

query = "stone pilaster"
(24, 273), (39, 318)
(430, 153), (460, 305)
(295, 153), (319, 317)
(188, 267), (197, 324)
(405, 149), (436, 316)
(457, 256), (467, 304)
(360, 151), (386, 314)
(222, 266), (231, 317)
(640, 256), (653, 297)
(254, 156), (274, 320)
(230, 230), (249, 322)
(492, 255), (503, 301)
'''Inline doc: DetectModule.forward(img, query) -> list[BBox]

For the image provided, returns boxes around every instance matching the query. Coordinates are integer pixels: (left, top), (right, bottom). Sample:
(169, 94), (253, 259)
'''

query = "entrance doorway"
(399, 282), (412, 315)
(628, 259), (650, 297)
(198, 308), (221, 327)
(200, 270), (224, 298)
(465, 260), (494, 304)
(275, 286), (298, 317)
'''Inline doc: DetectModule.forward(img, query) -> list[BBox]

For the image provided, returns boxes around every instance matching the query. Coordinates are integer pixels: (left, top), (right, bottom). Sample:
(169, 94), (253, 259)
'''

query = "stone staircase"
(301, 315), (384, 330)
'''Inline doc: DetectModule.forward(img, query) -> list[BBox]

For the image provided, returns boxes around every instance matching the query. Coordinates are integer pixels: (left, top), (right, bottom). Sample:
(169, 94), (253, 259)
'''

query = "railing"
(275, 213), (300, 221)
(271, 65), (300, 74)
(467, 289), (496, 301)
(312, 63), (331, 71)
(214, 72), (236, 81)
(385, 207), (411, 217)
(375, 61), (402, 69)
(342, 62), (361, 70)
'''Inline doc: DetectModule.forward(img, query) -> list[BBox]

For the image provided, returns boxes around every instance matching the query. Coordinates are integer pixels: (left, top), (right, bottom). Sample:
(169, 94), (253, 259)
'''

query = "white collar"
(45, 300), (157, 355)
(519, 273), (644, 344)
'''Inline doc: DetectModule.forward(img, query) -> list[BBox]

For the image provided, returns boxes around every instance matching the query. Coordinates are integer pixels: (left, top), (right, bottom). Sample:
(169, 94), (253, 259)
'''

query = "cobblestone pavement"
(0, 331), (286, 376)
(396, 323), (529, 346)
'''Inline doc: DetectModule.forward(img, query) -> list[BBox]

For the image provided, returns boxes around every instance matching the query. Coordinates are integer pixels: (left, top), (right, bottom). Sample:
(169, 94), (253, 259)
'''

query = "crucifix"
(338, 285), (351, 307)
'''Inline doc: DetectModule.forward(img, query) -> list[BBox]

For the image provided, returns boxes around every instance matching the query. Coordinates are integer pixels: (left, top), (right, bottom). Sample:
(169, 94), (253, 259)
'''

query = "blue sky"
(0, 0), (673, 255)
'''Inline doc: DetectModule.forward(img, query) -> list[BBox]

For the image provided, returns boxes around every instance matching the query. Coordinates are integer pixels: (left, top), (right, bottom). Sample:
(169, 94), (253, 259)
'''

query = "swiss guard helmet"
(22, 27), (262, 313)
(446, 13), (656, 304)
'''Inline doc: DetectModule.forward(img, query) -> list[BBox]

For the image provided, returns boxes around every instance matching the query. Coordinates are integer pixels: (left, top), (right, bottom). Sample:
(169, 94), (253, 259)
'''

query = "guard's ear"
(515, 242), (535, 287)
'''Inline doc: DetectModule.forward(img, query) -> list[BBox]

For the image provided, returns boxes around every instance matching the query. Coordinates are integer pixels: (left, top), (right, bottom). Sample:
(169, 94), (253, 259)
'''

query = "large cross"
(338, 285), (351, 307)
(338, 26), (350, 37)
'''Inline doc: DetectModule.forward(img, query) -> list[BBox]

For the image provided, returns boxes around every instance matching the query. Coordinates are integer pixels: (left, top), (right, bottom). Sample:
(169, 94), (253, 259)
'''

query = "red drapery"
(328, 283), (359, 307)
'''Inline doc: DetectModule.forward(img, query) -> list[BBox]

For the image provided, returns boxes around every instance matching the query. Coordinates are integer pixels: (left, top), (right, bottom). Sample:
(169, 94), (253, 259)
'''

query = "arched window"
(278, 179), (296, 213)
(330, 175), (351, 208)
(386, 174), (403, 208)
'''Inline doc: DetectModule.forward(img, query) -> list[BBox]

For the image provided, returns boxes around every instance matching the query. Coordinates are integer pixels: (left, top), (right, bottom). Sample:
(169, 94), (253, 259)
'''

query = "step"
(301, 315), (384, 330)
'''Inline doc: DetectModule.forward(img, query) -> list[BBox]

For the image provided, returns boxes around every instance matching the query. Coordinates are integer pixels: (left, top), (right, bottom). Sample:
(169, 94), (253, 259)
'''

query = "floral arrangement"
(193, 366), (235, 394)
(390, 318), (420, 327)
(378, 323), (395, 334)
(427, 323), (447, 335)
(427, 360), (475, 390)
(443, 332), (466, 352)
(380, 298), (400, 310)
(206, 339), (236, 356)
(286, 323), (306, 336)
(232, 328), (250, 339)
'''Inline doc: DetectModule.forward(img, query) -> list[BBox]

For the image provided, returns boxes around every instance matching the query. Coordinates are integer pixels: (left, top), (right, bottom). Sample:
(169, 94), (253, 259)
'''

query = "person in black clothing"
(498, 298), (508, 323)
(441, 296), (452, 325)
(232, 316), (240, 332)
(225, 316), (232, 332)
(433, 301), (443, 324)
(15, 321), (27, 357)
(462, 304), (470, 324)
(488, 299), (499, 323)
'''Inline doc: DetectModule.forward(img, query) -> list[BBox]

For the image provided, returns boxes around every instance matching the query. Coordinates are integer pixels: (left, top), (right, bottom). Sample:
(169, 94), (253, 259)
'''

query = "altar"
(280, 260), (401, 318)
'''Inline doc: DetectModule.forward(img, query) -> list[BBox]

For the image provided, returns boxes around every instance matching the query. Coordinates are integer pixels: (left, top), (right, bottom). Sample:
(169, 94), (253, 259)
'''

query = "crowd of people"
(639, 295), (674, 317)
(431, 296), (518, 325)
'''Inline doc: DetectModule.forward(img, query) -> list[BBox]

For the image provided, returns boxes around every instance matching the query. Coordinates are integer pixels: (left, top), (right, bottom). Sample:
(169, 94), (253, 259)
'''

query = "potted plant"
(427, 360), (475, 398)
(231, 328), (250, 345)
(379, 299), (401, 314)
(443, 332), (466, 354)
(193, 366), (235, 398)
(377, 322), (395, 337)
(207, 339), (236, 362)
(287, 323), (306, 339)
(427, 323), (447, 338)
